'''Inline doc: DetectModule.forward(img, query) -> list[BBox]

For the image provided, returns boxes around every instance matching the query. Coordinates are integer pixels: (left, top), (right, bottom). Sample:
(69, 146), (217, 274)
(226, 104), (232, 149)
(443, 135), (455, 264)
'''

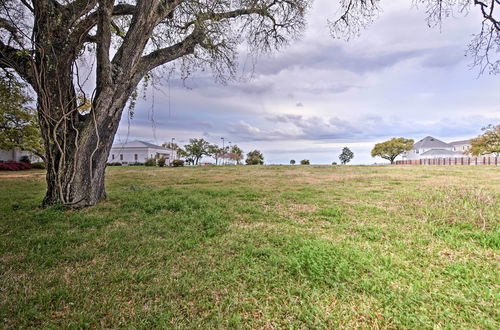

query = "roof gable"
(413, 136), (451, 150)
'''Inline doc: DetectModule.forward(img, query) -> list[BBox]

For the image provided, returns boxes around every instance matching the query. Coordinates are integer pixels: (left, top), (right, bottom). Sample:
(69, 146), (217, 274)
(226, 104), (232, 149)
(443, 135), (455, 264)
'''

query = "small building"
(0, 148), (42, 163)
(108, 140), (173, 165)
(402, 136), (463, 160)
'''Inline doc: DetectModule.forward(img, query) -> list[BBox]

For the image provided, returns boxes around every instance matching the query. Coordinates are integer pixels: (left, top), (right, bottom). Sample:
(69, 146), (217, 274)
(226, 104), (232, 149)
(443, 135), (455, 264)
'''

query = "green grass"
(1, 165), (499, 328)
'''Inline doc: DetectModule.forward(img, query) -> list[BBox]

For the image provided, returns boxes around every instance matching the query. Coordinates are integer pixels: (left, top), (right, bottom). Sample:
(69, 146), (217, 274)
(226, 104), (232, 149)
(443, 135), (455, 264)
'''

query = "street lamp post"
(171, 137), (175, 162)
(221, 137), (225, 165)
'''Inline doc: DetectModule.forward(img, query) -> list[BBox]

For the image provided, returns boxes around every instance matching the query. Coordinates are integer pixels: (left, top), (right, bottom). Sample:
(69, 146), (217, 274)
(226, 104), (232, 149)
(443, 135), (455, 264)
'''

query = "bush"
(145, 158), (156, 166)
(172, 159), (184, 167)
(300, 159), (310, 165)
(31, 162), (46, 169)
(157, 157), (166, 167)
(332, 162), (337, 165)
(0, 161), (32, 171)
(107, 162), (122, 166)
(19, 155), (31, 164)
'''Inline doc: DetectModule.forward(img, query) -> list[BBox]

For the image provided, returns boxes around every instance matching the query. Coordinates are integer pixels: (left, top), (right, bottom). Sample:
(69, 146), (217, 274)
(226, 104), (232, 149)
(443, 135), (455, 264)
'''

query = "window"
(120, 154), (123, 161)
(112, 154), (115, 160)
(134, 154), (138, 161)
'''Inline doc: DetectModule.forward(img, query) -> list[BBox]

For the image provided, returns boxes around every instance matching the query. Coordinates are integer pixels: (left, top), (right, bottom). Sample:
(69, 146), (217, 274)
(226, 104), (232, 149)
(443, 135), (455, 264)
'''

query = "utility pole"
(171, 137), (176, 162)
(221, 137), (225, 165)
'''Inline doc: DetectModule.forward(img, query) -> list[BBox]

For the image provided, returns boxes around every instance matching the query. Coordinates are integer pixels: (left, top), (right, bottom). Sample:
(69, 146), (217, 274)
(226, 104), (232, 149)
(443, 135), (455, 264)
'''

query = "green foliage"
(172, 159), (184, 167)
(207, 144), (224, 165)
(300, 159), (310, 165)
(31, 162), (46, 169)
(245, 150), (264, 165)
(145, 158), (156, 166)
(371, 137), (414, 164)
(339, 147), (354, 165)
(469, 124), (500, 156)
(184, 138), (210, 165)
(290, 159), (296, 165)
(0, 75), (44, 159)
(230, 145), (244, 164)
(157, 157), (166, 167)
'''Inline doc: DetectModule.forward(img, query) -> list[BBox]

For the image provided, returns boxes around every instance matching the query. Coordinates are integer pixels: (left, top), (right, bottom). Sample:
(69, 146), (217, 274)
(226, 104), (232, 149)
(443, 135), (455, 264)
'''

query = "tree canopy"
(469, 124), (500, 156)
(246, 150), (264, 165)
(339, 147), (354, 164)
(0, 75), (44, 159)
(184, 138), (210, 165)
(371, 137), (414, 164)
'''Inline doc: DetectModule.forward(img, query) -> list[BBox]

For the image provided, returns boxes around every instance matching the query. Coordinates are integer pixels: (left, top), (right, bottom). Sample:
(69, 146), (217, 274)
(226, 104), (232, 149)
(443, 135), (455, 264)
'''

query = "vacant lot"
(1, 165), (499, 328)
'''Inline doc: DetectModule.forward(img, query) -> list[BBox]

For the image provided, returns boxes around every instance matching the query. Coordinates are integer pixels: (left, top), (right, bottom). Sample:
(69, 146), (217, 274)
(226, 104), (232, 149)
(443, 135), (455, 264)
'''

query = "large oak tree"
(0, 0), (498, 207)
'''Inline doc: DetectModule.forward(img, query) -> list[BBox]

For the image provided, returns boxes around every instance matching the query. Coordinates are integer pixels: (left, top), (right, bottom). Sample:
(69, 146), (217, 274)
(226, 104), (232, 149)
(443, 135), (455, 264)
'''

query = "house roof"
(413, 136), (451, 150)
(112, 140), (169, 150)
(449, 139), (471, 145)
(421, 149), (462, 156)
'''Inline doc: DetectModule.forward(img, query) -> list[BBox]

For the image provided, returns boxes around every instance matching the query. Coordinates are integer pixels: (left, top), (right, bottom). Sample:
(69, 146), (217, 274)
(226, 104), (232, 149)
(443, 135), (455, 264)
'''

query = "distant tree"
(332, 162), (337, 165)
(469, 124), (500, 156)
(290, 159), (296, 165)
(207, 144), (223, 165)
(246, 150), (264, 165)
(339, 147), (354, 165)
(230, 145), (244, 165)
(145, 158), (156, 167)
(300, 159), (310, 165)
(184, 139), (210, 165)
(371, 138), (414, 164)
(0, 76), (44, 160)
(157, 157), (166, 167)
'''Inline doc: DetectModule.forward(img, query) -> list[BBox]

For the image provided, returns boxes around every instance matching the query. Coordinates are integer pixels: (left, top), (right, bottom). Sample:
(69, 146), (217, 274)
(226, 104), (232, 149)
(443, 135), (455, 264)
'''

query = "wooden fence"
(395, 157), (499, 165)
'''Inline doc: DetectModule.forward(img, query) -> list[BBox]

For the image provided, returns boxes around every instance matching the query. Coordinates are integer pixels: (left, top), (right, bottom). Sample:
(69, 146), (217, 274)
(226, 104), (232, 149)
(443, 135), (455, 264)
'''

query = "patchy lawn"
(0, 165), (499, 328)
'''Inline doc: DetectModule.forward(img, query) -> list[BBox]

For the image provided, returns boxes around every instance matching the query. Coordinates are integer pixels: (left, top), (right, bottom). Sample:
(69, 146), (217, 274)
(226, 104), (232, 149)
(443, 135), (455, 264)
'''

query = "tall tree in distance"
(230, 145), (244, 165)
(207, 144), (223, 165)
(469, 124), (500, 156)
(371, 138), (414, 164)
(0, 74), (44, 160)
(184, 138), (210, 165)
(339, 147), (354, 165)
(246, 150), (264, 165)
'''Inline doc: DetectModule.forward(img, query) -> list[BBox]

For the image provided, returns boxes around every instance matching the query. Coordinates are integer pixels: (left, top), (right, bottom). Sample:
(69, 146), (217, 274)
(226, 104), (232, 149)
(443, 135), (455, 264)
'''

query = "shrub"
(157, 157), (166, 167)
(332, 162), (337, 165)
(107, 162), (122, 166)
(300, 159), (310, 165)
(0, 161), (32, 171)
(31, 162), (46, 169)
(19, 155), (31, 164)
(172, 159), (184, 167)
(145, 158), (156, 166)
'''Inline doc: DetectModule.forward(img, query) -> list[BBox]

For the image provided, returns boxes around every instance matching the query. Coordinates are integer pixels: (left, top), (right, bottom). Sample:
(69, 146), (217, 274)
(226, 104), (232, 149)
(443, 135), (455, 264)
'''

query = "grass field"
(0, 165), (499, 328)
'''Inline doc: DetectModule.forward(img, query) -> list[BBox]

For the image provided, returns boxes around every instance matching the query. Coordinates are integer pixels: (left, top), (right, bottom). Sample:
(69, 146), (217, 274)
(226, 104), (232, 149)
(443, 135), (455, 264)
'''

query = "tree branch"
(0, 42), (33, 85)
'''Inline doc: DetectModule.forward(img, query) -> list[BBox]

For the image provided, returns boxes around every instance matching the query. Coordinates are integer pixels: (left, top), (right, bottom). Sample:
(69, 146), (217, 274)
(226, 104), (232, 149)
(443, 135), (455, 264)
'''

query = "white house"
(402, 136), (464, 160)
(0, 148), (42, 163)
(108, 141), (173, 165)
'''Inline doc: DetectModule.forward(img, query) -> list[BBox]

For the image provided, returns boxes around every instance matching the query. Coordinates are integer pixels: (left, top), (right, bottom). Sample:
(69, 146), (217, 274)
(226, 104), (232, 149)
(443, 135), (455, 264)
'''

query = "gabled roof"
(449, 139), (471, 145)
(413, 136), (451, 150)
(421, 149), (461, 156)
(112, 140), (169, 150)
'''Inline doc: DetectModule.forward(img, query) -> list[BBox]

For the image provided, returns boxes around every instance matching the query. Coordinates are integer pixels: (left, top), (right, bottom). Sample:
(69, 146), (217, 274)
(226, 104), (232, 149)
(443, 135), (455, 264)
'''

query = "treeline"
(162, 138), (264, 166)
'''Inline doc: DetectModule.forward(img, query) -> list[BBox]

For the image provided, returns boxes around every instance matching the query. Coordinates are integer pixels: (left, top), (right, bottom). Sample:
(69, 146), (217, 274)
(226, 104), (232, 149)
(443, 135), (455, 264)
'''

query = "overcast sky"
(114, 0), (500, 164)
